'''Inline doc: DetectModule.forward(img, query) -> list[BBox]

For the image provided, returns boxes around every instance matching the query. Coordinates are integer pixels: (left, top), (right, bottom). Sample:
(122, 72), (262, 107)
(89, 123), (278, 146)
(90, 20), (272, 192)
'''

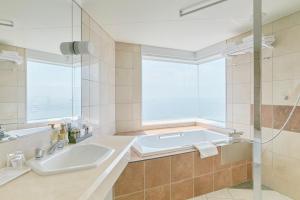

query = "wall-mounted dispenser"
(60, 41), (94, 55)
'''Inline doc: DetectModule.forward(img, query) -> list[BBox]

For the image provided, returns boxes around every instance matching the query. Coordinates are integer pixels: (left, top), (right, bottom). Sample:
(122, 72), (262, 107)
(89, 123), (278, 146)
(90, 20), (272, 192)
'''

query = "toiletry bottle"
(59, 123), (68, 144)
(67, 122), (72, 143)
(49, 124), (58, 145)
(67, 122), (76, 144)
(69, 128), (78, 144)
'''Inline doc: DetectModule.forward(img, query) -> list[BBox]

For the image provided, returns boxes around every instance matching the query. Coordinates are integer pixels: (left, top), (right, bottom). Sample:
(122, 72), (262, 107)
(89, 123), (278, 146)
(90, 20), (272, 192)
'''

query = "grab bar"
(159, 133), (183, 139)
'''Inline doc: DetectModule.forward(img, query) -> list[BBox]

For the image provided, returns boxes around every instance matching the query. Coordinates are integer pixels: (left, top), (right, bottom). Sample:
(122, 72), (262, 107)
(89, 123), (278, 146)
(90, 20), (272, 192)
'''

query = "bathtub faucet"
(228, 129), (243, 141)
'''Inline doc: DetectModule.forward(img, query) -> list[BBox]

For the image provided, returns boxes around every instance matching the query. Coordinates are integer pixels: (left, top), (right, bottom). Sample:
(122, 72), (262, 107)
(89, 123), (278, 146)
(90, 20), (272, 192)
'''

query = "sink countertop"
(0, 135), (136, 200)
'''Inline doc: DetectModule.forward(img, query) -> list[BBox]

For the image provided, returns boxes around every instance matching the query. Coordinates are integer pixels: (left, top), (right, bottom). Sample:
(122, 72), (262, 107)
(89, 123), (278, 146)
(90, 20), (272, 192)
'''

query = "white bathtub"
(132, 130), (229, 157)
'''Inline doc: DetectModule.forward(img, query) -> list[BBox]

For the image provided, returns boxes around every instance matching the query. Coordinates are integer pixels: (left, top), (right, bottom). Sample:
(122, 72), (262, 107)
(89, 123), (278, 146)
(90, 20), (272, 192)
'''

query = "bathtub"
(132, 130), (230, 157)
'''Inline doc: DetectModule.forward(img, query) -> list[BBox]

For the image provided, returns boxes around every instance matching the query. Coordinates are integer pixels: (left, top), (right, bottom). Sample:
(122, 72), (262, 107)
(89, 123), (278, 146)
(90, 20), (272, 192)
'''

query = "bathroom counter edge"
(0, 135), (136, 200)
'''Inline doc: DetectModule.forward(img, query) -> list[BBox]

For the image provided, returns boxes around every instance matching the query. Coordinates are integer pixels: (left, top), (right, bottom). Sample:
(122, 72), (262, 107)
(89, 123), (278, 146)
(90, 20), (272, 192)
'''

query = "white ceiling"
(78, 0), (300, 51)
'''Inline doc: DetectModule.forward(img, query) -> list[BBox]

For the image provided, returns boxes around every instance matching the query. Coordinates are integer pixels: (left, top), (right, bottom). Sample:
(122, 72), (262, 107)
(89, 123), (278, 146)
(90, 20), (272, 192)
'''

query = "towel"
(193, 142), (218, 159)
(0, 50), (23, 65)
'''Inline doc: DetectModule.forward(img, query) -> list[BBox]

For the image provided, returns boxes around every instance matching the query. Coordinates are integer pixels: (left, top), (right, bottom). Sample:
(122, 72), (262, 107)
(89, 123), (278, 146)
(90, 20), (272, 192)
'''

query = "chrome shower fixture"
(60, 41), (94, 55)
(179, 0), (228, 17)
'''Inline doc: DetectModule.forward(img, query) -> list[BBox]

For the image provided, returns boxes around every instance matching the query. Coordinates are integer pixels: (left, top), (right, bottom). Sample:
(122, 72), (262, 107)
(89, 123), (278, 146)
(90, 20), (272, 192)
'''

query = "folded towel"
(0, 50), (23, 65)
(193, 142), (218, 159)
(2, 50), (19, 56)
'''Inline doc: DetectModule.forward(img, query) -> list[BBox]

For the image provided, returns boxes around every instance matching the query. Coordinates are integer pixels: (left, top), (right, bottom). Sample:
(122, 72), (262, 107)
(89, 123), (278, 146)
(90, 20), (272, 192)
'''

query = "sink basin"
(27, 144), (114, 175)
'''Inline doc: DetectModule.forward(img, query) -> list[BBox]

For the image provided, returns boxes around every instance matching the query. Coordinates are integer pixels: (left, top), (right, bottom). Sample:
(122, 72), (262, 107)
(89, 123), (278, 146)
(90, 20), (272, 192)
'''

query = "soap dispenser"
(49, 124), (58, 145)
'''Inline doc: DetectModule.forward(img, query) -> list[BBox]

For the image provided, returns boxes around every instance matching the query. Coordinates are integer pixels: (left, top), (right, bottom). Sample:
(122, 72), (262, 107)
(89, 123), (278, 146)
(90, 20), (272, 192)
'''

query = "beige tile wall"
(0, 44), (26, 131)
(263, 11), (300, 200)
(226, 22), (274, 140)
(0, 44), (53, 168)
(0, 128), (52, 168)
(226, 52), (253, 139)
(115, 42), (142, 133)
(226, 10), (300, 199)
(81, 10), (116, 136)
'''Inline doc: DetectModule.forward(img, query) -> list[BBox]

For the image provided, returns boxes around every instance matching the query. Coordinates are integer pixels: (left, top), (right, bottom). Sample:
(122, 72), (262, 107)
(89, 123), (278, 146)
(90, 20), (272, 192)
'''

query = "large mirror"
(0, 0), (82, 134)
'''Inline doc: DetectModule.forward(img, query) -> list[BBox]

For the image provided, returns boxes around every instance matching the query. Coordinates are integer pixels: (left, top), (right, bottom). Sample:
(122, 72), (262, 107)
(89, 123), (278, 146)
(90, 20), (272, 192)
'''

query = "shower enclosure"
(259, 0), (300, 199)
(227, 0), (300, 199)
(183, 0), (300, 199)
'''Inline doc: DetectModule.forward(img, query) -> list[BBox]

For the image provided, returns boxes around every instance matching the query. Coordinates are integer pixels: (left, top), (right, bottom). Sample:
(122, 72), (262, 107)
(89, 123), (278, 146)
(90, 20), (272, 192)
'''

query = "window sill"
(142, 119), (197, 130)
(142, 118), (225, 131)
(195, 118), (225, 128)
(7, 126), (52, 138)
(27, 116), (75, 124)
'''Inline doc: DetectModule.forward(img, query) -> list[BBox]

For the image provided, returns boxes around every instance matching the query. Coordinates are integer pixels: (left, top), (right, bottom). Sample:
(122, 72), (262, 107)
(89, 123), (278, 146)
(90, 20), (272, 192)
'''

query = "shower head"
(60, 41), (94, 55)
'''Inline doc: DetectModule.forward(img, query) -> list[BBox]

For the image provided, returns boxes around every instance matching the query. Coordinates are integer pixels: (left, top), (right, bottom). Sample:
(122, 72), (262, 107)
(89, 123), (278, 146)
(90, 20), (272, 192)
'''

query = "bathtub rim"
(131, 129), (230, 158)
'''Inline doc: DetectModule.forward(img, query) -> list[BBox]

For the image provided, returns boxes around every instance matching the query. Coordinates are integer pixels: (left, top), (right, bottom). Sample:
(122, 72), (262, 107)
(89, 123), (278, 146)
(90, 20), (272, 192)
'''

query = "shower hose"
(252, 93), (300, 144)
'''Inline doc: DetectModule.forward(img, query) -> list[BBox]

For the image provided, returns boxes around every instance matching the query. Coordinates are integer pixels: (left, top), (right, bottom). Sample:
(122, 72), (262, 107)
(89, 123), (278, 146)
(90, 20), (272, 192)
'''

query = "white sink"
(27, 144), (114, 175)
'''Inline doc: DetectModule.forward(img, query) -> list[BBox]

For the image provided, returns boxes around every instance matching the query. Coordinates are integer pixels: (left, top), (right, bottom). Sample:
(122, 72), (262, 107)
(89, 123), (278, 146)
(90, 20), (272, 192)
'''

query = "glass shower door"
(260, 0), (300, 199)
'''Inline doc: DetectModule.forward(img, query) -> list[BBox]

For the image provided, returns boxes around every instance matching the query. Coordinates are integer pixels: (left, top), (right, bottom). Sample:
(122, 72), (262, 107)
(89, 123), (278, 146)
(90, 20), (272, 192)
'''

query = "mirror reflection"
(0, 0), (82, 139)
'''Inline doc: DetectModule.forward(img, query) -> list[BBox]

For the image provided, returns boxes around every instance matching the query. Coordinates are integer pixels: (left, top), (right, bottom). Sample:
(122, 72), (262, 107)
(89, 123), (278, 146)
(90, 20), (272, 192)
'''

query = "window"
(142, 59), (198, 122)
(197, 59), (226, 122)
(27, 61), (81, 122)
(142, 58), (225, 124)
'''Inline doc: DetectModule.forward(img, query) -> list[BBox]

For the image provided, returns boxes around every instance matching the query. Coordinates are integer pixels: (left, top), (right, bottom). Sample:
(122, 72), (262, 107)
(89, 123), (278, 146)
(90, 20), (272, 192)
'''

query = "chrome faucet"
(48, 140), (65, 155)
(0, 125), (17, 142)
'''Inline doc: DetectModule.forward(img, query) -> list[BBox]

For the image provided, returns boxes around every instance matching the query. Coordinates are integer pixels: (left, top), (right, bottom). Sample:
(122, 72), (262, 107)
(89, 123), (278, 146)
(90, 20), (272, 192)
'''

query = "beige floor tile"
(229, 189), (253, 200)
(190, 188), (292, 200)
(206, 189), (232, 199)
(262, 190), (293, 200)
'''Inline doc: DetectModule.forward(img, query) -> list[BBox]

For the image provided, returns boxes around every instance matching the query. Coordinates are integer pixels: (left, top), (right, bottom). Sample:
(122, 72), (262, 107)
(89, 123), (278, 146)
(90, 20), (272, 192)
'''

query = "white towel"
(2, 50), (19, 56)
(193, 142), (218, 159)
(0, 51), (23, 65)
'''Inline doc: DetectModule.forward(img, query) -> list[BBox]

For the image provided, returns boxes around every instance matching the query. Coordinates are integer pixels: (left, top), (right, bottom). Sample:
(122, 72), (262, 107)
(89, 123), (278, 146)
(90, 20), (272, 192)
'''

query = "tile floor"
(190, 188), (293, 200)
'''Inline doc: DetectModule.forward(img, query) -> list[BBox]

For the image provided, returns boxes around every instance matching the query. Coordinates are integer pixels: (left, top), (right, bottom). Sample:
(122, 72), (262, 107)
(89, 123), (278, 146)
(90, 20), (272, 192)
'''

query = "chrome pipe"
(253, 0), (262, 199)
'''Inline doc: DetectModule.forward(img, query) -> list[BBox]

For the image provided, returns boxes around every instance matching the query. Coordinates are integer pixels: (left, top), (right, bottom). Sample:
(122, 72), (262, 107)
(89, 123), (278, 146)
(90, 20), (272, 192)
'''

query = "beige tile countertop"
(0, 135), (136, 200)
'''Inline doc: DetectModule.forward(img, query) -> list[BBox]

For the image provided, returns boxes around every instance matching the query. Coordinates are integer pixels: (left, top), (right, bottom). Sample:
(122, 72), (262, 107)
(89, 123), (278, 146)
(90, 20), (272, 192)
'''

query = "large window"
(142, 58), (225, 124)
(142, 60), (198, 122)
(197, 59), (226, 122)
(27, 61), (81, 122)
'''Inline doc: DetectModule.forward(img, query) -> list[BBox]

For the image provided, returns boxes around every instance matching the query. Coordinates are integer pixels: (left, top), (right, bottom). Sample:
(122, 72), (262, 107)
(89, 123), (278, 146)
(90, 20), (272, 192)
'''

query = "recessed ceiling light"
(0, 19), (14, 27)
